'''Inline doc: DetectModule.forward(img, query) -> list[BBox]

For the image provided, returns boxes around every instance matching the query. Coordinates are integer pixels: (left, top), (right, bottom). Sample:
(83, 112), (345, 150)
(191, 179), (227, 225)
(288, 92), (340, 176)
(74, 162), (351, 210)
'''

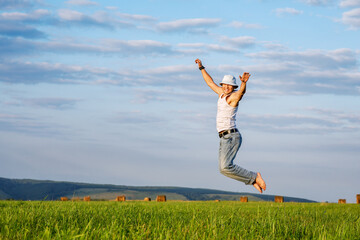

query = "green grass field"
(0, 200), (359, 239)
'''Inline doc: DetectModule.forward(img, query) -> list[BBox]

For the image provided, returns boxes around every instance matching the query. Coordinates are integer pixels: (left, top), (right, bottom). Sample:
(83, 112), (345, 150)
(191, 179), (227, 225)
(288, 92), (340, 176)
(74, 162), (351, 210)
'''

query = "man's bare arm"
(195, 59), (222, 95)
(228, 72), (250, 106)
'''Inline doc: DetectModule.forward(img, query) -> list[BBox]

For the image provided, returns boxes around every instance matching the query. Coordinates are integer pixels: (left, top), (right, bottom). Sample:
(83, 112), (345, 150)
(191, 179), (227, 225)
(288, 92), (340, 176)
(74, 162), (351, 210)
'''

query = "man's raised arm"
(195, 59), (222, 95)
(228, 72), (250, 105)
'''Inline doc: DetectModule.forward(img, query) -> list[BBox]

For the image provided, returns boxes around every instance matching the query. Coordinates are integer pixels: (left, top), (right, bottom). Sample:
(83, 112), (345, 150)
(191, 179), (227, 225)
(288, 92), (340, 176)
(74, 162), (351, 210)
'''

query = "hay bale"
(83, 196), (91, 202)
(60, 197), (68, 201)
(275, 196), (284, 203)
(338, 199), (346, 204)
(144, 197), (151, 201)
(357, 194), (360, 204)
(240, 196), (248, 203)
(215, 199), (220, 202)
(115, 195), (126, 202)
(156, 195), (166, 202)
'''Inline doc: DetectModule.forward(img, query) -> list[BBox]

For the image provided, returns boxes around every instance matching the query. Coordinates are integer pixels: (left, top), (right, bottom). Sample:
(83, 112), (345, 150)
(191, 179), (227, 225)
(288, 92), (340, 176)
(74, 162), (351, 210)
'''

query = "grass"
(0, 200), (359, 239)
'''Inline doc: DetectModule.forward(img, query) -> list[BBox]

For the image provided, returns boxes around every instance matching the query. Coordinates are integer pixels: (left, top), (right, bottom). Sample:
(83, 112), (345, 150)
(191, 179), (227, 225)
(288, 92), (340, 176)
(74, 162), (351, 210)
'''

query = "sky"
(0, 0), (359, 203)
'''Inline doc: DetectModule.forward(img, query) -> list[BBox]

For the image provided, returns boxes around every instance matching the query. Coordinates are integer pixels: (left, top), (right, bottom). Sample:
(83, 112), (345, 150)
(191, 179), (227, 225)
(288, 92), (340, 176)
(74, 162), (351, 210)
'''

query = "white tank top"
(216, 94), (238, 132)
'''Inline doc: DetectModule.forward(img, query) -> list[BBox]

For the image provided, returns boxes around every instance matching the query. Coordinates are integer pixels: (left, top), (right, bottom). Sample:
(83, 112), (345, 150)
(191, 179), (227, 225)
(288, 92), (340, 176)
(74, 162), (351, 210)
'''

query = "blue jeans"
(218, 131), (257, 185)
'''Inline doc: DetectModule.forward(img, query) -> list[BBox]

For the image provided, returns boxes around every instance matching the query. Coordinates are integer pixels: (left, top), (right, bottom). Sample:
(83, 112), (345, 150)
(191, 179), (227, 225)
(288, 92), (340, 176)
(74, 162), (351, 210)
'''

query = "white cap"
(220, 75), (238, 88)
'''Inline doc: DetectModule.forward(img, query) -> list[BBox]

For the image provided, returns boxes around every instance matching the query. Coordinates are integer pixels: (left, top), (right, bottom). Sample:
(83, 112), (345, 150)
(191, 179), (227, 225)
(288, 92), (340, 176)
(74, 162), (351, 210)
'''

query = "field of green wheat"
(0, 200), (359, 239)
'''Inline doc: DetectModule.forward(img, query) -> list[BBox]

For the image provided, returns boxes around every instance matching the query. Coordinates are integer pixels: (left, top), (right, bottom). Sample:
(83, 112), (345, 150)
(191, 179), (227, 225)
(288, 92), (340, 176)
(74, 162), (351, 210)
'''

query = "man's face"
(222, 84), (235, 94)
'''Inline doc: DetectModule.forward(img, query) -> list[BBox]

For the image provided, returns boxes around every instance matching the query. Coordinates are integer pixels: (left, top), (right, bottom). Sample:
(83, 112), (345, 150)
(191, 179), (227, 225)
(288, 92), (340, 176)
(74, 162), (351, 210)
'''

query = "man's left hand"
(239, 72), (250, 83)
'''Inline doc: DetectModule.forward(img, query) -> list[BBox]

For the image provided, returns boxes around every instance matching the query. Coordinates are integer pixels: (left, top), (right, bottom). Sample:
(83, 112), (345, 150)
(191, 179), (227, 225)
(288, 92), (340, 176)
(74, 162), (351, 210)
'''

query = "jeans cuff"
(247, 172), (257, 185)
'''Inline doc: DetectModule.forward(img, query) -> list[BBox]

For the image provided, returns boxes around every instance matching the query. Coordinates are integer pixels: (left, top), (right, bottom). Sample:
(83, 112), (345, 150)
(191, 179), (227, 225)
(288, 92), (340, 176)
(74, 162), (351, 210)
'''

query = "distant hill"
(0, 177), (316, 202)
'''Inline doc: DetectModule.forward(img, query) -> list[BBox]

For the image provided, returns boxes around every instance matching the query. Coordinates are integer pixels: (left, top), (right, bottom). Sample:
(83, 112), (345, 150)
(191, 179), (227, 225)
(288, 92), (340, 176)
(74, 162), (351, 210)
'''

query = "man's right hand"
(195, 59), (202, 68)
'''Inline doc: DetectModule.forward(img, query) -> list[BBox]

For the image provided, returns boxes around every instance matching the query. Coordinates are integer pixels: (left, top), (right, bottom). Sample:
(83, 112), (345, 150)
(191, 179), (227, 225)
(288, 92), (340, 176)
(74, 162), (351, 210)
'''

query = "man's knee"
(219, 165), (232, 175)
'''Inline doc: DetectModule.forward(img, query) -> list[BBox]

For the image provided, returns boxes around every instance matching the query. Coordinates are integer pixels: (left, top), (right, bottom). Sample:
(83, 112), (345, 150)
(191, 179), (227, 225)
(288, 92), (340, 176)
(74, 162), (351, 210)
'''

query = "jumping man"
(195, 59), (267, 193)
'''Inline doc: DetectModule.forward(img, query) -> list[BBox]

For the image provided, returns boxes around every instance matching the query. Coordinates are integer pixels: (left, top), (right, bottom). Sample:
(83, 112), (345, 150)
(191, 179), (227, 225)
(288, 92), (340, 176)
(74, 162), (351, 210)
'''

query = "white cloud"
(341, 8), (360, 29)
(45, 38), (174, 55)
(116, 12), (157, 22)
(247, 48), (358, 69)
(299, 0), (334, 6)
(58, 9), (83, 21)
(239, 108), (360, 134)
(0, 9), (52, 38)
(139, 65), (192, 76)
(2, 40), (359, 95)
(105, 6), (118, 11)
(0, 36), (178, 57)
(177, 43), (205, 48)
(262, 42), (288, 51)
(0, 9), (50, 21)
(103, 39), (174, 55)
(157, 18), (221, 32)
(18, 97), (80, 110)
(340, 0), (360, 7)
(207, 44), (239, 53)
(0, 0), (35, 9)
(221, 36), (256, 48)
(222, 48), (360, 95)
(177, 42), (238, 54)
(136, 65), (199, 87)
(275, 7), (303, 16)
(66, 0), (98, 6)
(57, 9), (133, 29)
(0, 60), (193, 87)
(229, 21), (264, 29)
(0, 60), (126, 84)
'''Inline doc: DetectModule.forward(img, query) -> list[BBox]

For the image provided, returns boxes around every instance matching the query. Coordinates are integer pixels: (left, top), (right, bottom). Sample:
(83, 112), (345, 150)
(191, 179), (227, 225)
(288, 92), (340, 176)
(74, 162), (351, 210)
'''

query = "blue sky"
(1, 0), (359, 203)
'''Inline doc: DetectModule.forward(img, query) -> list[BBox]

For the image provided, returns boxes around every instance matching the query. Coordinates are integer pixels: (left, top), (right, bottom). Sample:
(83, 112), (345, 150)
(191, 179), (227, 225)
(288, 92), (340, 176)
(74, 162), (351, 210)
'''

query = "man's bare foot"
(253, 183), (263, 193)
(255, 172), (266, 191)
